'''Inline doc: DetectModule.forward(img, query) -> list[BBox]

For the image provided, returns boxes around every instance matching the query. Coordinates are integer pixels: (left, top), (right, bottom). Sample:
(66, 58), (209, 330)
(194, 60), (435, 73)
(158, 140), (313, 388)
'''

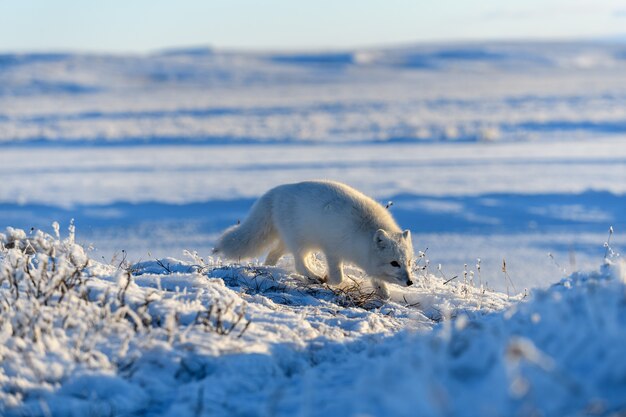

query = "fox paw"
(324, 274), (344, 286)
(303, 273), (324, 283)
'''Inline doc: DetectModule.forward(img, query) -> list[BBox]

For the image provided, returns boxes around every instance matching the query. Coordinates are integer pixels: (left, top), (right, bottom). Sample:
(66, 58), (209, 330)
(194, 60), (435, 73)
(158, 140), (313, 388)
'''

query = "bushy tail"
(214, 192), (277, 260)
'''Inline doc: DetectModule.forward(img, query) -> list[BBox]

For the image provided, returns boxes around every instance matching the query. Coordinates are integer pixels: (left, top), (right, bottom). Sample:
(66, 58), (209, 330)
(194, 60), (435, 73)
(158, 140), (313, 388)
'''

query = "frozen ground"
(1, 40), (626, 291)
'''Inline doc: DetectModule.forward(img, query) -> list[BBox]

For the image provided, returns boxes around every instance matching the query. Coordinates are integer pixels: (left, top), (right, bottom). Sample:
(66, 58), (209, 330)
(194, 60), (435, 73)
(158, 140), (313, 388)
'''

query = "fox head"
(368, 229), (414, 286)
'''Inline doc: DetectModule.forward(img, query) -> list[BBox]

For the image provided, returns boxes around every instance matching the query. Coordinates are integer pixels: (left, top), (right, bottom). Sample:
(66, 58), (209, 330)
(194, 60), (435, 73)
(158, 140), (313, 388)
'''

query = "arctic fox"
(214, 180), (414, 297)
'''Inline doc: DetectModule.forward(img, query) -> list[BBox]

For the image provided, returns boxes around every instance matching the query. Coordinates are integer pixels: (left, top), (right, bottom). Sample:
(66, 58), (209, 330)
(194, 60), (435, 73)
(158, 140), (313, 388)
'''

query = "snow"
(1, 40), (626, 414)
(1, 227), (625, 416)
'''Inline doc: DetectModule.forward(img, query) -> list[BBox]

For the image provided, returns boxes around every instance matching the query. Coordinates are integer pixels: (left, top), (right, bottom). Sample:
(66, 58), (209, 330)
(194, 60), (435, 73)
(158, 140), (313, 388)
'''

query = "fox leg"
(324, 254), (344, 285)
(264, 241), (286, 266)
(373, 280), (390, 299)
(294, 251), (322, 282)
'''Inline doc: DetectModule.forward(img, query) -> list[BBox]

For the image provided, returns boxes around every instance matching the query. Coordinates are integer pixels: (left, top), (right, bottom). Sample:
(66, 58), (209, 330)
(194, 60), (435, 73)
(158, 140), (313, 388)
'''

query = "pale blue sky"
(1, 0), (625, 52)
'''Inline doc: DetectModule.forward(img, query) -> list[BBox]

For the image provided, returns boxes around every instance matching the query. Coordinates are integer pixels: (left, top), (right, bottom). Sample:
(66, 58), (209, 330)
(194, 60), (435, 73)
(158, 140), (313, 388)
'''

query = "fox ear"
(402, 230), (411, 240)
(374, 229), (389, 249)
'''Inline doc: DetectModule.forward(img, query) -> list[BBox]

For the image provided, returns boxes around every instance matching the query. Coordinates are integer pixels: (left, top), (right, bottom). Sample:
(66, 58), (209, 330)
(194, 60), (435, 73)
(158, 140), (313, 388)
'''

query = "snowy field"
(1, 219), (626, 416)
(1, 40), (626, 415)
(1, 41), (626, 291)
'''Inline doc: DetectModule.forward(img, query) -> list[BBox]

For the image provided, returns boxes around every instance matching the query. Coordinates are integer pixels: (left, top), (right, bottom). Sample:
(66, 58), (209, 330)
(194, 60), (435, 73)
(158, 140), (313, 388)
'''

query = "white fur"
(214, 180), (415, 297)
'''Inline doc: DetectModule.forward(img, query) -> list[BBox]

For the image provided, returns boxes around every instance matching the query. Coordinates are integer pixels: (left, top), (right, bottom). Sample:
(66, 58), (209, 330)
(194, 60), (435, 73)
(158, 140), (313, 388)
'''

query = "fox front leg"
(324, 255), (344, 285)
(373, 280), (390, 300)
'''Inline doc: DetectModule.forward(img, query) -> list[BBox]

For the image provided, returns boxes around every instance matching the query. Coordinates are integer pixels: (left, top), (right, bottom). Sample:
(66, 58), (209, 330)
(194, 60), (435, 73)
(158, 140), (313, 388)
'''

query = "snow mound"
(1, 227), (625, 416)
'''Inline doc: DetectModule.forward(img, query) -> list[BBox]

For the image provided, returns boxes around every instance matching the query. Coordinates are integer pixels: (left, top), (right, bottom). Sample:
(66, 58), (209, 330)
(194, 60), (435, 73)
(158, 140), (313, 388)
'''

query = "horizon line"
(2, 33), (625, 56)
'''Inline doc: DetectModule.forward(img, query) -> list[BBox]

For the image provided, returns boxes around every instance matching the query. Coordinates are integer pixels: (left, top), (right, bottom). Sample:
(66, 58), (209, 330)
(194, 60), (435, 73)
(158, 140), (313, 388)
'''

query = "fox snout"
(402, 271), (414, 286)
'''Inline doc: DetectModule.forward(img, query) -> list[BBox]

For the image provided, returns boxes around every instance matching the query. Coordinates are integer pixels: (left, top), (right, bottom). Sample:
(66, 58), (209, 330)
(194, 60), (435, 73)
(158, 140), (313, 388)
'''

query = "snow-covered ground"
(1, 40), (626, 415)
(1, 225), (625, 416)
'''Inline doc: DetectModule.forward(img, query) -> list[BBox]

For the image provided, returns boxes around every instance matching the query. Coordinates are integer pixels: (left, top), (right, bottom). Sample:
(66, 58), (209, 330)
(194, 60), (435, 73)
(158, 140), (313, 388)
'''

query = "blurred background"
(1, 0), (626, 290)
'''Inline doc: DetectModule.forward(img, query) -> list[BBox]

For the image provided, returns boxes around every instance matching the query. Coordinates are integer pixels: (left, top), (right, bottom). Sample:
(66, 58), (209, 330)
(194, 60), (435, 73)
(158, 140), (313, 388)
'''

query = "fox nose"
(406, 279), (413, 286)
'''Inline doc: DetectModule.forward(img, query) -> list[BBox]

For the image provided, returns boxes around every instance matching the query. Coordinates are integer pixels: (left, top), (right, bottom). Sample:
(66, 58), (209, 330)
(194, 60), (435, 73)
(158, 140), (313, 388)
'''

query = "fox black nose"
(406, 279), (413, 286)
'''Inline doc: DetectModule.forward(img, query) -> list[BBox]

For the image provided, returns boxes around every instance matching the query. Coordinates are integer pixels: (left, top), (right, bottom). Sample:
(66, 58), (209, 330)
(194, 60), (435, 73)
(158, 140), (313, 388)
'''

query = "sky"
(1, 0), (626, 52)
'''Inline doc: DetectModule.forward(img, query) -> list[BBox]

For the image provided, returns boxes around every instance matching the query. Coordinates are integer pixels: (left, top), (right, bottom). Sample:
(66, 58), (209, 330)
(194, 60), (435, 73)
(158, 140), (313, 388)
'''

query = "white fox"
(214, 180), (414, 298)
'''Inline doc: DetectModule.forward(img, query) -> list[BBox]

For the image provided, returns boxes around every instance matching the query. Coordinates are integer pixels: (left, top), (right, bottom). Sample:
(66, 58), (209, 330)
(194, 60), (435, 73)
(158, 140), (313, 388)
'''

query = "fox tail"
(213, 192), (277, 260)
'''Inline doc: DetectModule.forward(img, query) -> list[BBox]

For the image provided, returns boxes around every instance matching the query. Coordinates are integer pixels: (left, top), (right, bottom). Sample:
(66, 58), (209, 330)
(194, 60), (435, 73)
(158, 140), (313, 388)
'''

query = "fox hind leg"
(265, 241), (286, 266)
(294, 251), (323, 282)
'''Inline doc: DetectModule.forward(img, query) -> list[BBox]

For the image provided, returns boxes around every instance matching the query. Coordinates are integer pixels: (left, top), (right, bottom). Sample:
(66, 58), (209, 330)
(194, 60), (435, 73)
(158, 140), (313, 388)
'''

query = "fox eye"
(390, 261), (401, 268)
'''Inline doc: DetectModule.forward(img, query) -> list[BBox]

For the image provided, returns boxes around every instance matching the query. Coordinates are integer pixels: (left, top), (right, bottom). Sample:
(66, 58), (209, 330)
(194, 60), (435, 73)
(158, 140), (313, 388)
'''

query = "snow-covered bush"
(0, 226), (250, 415)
